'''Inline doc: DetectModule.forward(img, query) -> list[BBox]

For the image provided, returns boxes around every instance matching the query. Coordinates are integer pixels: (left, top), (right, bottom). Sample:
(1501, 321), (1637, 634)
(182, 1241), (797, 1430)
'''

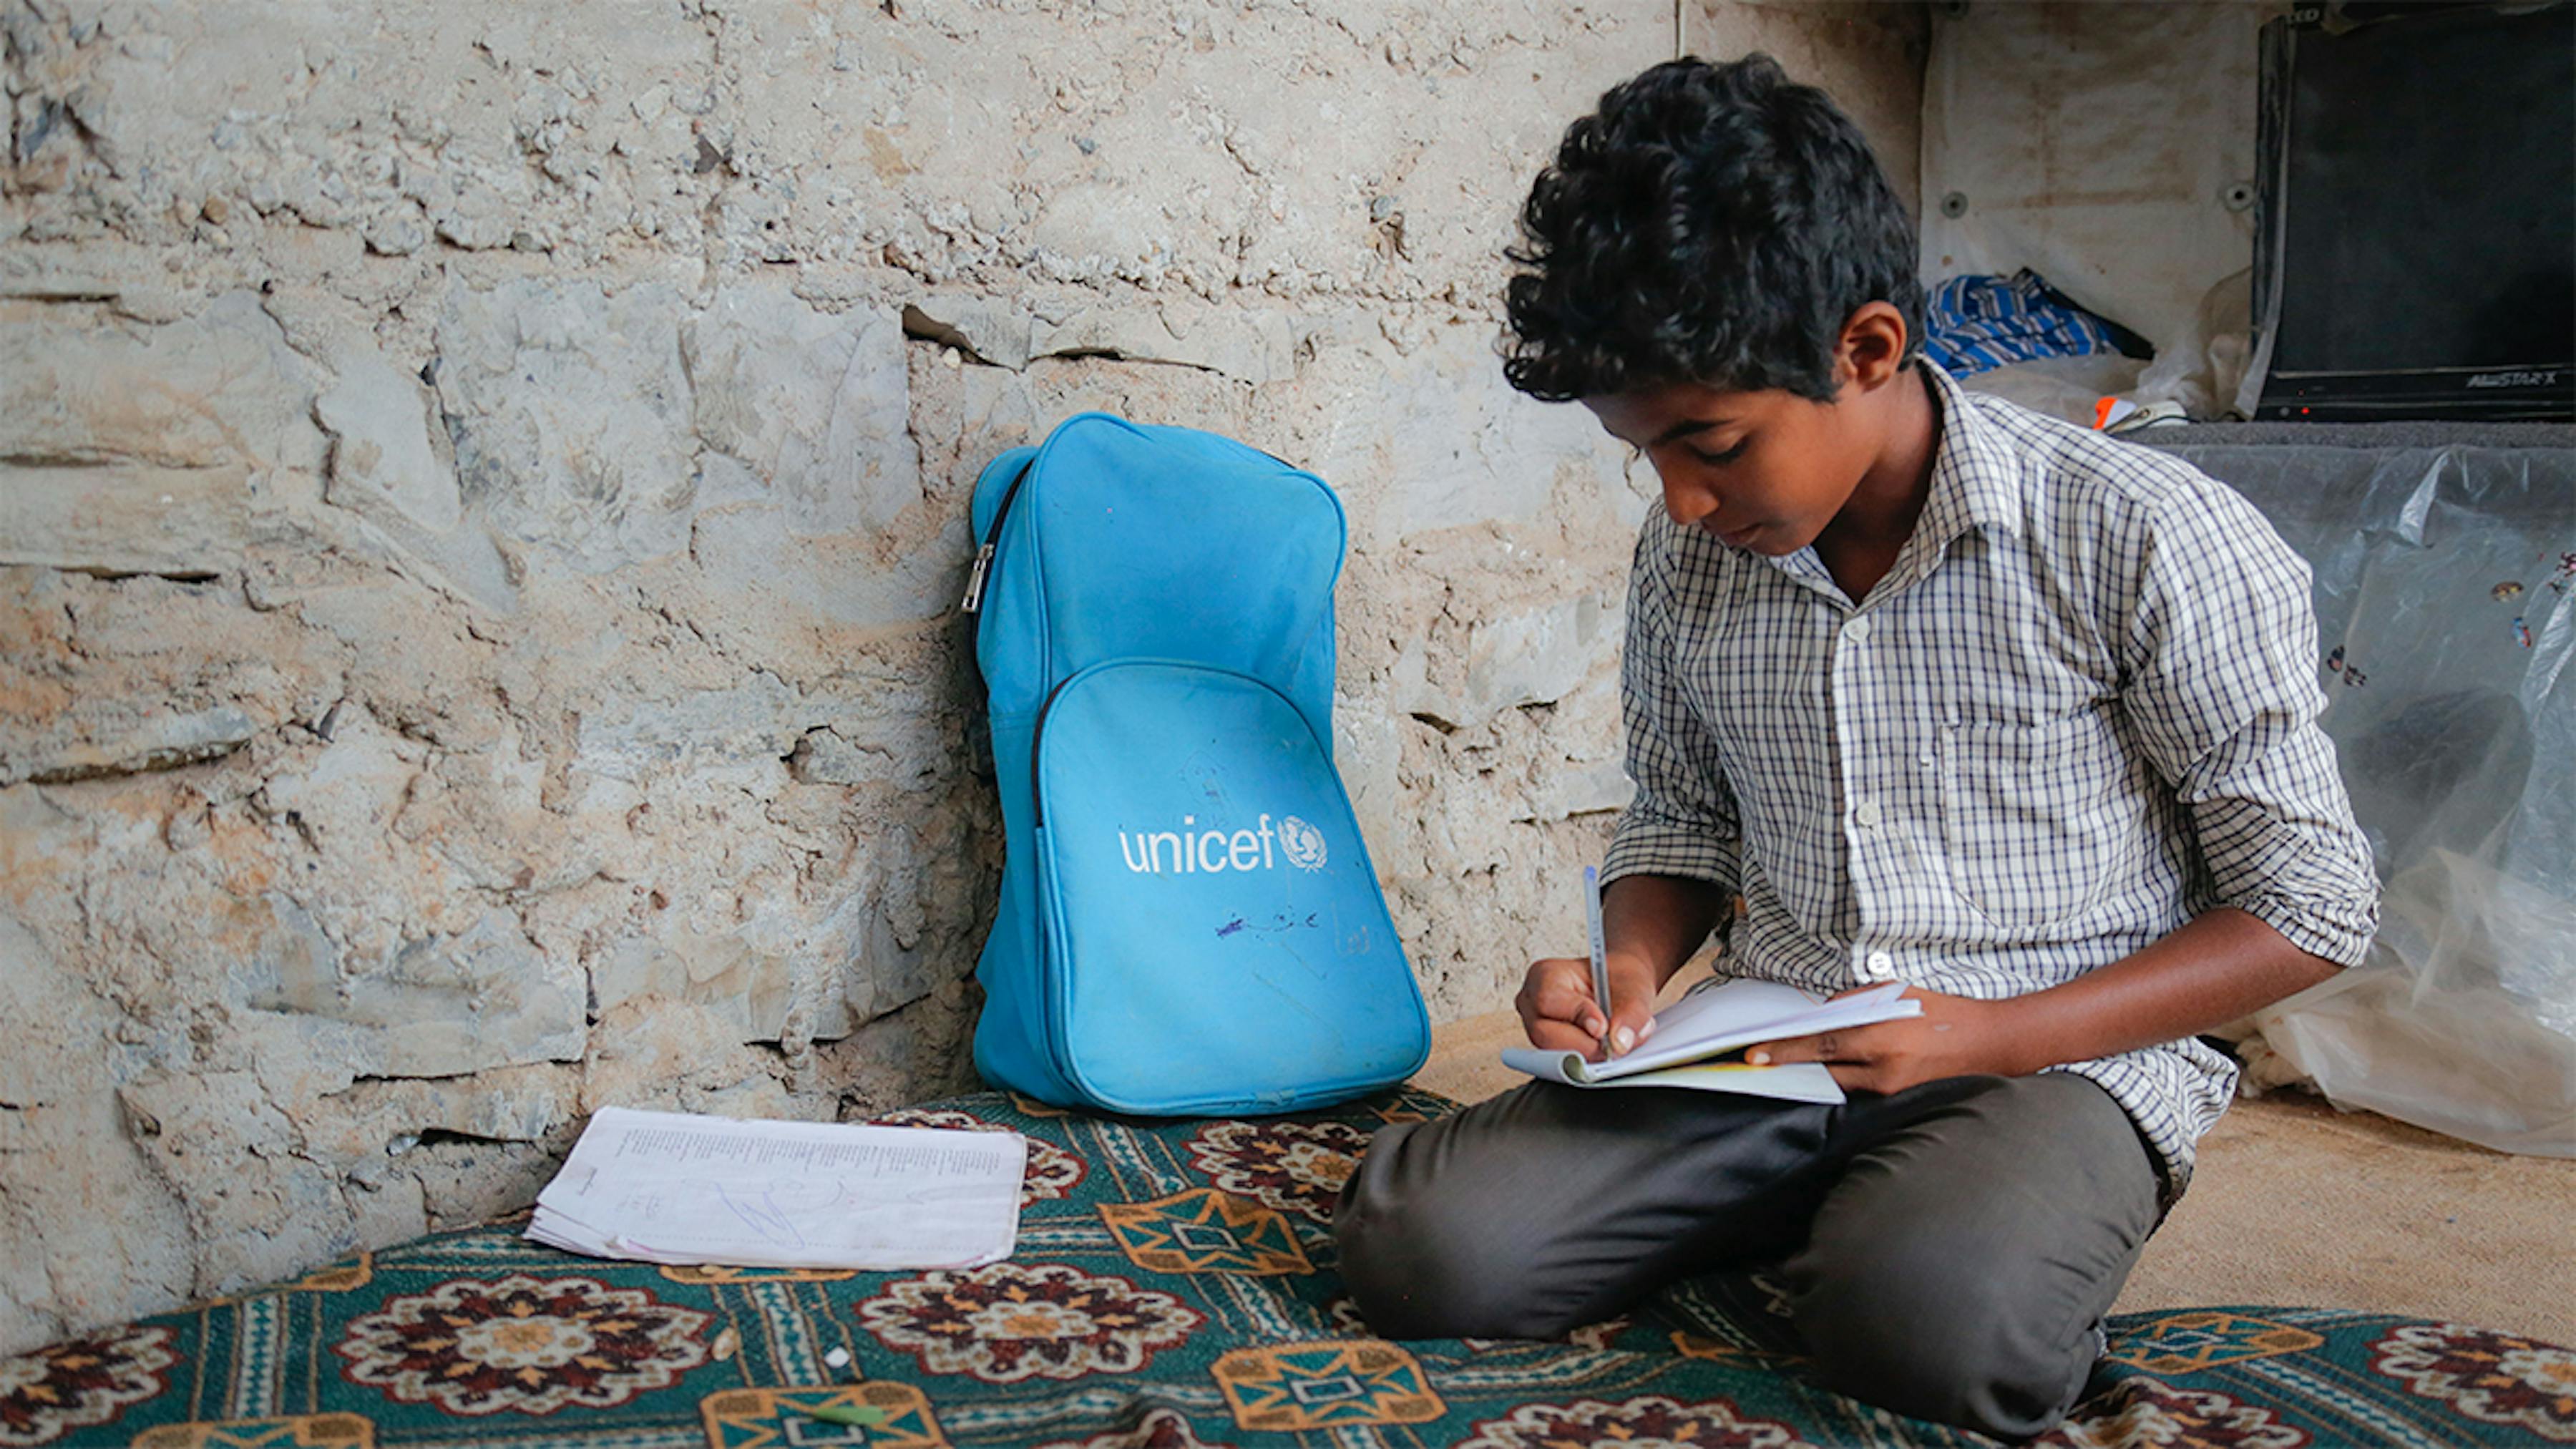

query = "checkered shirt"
(1600, 360), (2381, 1206)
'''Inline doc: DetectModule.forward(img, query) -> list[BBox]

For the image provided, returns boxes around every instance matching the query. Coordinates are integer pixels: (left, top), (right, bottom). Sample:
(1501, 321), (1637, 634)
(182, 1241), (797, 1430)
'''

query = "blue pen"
(1584, 865), (1611, 1052)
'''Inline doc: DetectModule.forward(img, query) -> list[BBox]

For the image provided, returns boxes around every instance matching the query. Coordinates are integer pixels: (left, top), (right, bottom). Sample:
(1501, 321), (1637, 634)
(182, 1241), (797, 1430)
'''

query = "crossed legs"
(1332, 1072), (2162, 1439)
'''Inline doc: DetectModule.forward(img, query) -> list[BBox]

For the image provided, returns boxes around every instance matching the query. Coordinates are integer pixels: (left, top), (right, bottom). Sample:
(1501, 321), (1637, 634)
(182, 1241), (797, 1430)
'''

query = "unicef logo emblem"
(1277, 815), (1329, 871)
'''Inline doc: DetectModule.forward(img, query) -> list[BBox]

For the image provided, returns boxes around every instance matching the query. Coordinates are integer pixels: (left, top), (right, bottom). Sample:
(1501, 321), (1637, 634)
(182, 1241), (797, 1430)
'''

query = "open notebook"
(1500, 977), (1922, 1104)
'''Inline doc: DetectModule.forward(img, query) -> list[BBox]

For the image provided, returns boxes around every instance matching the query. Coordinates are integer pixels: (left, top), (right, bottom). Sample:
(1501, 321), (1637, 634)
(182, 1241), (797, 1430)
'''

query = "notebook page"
(530, 1107), (1025, 1269)
(1585, 979), (1918, 1080)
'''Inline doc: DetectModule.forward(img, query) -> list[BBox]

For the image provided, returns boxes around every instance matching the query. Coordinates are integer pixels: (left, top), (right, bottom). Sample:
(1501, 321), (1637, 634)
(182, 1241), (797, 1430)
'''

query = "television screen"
(2255, 3), (2575, 418)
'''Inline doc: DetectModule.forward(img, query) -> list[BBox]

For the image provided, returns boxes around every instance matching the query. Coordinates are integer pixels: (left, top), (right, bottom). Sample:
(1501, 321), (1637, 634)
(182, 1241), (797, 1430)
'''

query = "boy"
(1333, 56), (2379, 1439)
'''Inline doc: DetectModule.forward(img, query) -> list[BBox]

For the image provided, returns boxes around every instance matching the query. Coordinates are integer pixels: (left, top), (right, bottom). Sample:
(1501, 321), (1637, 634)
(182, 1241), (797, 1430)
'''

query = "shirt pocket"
(1936, 706), (2145, 930)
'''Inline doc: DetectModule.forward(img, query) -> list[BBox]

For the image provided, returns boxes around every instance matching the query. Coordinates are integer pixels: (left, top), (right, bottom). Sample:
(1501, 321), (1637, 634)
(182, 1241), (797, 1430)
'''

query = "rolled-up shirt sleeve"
(1600, 514), (1745, 897)
(2116, 482), (2380, 965)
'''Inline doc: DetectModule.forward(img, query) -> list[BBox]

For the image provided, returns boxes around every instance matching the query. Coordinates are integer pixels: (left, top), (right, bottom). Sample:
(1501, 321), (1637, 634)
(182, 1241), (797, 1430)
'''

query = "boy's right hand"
(1516, 954), (1660, 1061)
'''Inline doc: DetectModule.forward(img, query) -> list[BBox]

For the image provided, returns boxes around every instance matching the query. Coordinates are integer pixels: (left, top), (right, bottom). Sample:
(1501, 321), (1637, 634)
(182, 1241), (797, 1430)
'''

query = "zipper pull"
(960, 542), (997, 614)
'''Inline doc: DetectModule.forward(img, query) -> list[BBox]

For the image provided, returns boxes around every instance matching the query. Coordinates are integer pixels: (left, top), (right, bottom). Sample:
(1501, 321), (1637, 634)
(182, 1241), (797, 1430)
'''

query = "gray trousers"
(1332, 1071), (2162, 1440)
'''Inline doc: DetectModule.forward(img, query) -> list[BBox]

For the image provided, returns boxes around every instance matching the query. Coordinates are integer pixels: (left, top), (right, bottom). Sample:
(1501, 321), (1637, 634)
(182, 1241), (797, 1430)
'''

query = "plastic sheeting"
(2145, 434), (2576, 1155)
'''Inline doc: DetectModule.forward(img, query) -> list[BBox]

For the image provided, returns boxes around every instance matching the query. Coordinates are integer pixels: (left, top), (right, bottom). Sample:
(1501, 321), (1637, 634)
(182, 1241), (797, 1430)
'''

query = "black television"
(2249, 1), (2575, 421)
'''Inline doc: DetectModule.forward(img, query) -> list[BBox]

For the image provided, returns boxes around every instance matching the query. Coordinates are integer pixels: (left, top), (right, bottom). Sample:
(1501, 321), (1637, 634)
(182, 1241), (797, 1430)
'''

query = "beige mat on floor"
(1415, 1007), (2575, 1345)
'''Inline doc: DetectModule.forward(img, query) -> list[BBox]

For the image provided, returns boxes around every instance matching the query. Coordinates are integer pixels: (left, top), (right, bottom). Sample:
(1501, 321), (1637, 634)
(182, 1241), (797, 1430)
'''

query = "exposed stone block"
(572, 670), (805, 784)
(687, 284), (918, 535)
(680, 506), (970, 630)
(232, 798), (588, 1077)
(0, 293), (324, 577)
(1300, 324), (1619, 549)
(594, 930), (797, 1043)
(117, 1068), (356, 1302)
(317, 352), (461, 533)
(1464, 591), (1618, 721)
(1519, 760), (1636, 824)
(311, 346), (523, 615)
(4, 703), (259, 786)
(340, 908), (588, 1078)
(432, 278), (698, 574)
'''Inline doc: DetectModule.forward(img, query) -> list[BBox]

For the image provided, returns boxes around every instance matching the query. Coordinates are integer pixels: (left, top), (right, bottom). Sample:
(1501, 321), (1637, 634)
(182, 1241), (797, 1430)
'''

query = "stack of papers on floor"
(527, 1106), (1026, 1270)
(1501, 978), (1923, 1104)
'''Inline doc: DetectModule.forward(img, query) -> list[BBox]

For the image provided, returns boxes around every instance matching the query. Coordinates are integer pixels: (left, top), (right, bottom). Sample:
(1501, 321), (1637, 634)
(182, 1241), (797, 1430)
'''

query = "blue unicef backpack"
(962, 413), (1430, 1115)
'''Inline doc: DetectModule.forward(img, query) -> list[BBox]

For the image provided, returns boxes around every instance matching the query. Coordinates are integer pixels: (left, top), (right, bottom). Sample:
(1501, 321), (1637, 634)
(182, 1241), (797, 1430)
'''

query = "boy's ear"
(1833, 301), (1911, 392)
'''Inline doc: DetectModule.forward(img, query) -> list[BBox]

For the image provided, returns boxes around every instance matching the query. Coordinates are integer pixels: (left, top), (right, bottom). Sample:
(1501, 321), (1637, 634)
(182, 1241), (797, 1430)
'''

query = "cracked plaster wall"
(0, 0), (1923, 1352)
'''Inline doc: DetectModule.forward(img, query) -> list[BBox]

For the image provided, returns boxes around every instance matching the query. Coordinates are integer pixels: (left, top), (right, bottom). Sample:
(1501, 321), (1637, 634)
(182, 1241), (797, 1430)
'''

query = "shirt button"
(1854, 798), (1883, 829)
(1863, 950), (1896, 980)
(1845, 615), (1873, 643)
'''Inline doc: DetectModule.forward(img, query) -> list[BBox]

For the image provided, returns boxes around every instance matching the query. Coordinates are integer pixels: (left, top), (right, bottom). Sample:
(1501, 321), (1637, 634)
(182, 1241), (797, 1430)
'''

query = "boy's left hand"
(1741, 987), (2030, 1094)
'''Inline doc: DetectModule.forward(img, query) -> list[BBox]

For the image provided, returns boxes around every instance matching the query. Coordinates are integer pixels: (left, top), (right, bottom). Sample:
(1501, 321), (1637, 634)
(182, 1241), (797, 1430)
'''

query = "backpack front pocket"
(1033, 659), (1428, 1113)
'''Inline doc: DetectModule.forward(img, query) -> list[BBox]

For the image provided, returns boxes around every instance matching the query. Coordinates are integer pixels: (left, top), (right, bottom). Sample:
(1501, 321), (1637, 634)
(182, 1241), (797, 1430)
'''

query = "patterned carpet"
(7, 1088), (2570, 1448)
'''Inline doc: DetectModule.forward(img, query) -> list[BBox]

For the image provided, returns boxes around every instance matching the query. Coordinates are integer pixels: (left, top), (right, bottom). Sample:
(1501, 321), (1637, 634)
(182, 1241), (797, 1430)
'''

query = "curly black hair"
(1502, 54), (1923, 403)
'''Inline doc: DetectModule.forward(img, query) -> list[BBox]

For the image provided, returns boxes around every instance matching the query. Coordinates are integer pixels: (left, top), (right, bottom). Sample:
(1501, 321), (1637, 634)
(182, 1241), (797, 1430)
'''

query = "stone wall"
(0, 0), (1923, 1352)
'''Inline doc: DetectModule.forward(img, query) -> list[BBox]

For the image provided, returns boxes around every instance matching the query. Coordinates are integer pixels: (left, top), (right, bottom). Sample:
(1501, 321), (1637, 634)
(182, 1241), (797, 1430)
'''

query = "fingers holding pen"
(1516, 957), (1658, 1061)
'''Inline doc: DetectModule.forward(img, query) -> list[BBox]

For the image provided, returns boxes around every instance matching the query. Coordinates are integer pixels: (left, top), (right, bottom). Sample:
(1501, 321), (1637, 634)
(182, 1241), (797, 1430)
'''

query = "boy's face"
(1582, 381), (1880, 555)
(1578, 301), (1920, 555)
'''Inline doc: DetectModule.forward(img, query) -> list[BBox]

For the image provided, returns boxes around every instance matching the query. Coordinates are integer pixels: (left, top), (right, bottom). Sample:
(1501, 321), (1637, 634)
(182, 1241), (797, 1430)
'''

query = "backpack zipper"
(959, 462), (1033, 615)
(1029, 673), (1075, 829)
(960, 542), (997, 614)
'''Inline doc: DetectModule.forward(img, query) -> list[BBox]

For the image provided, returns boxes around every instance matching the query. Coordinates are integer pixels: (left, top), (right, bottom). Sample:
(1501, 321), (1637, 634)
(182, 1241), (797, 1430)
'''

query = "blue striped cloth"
(1923, 268), (2144, 376)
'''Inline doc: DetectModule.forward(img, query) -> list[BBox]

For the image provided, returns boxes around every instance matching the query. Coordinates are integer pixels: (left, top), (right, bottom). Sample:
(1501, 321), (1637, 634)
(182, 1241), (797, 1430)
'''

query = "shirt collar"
(1916, 357), (2025, 545)
(1762, 358), (2024, 600)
